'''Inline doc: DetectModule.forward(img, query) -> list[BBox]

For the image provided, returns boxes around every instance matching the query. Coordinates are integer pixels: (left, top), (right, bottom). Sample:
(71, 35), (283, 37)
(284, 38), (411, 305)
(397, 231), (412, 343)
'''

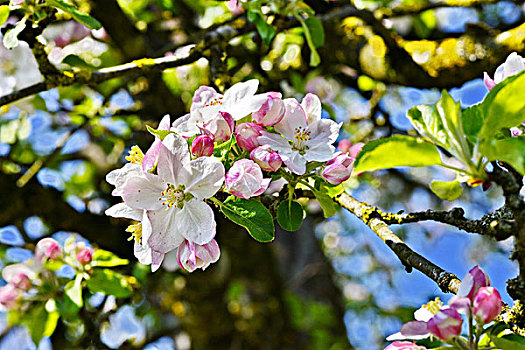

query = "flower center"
(424, 297), (443, 315)
(158, 184), (192, 210)
(292, 126), (311, 152)
(203, 96), (223, 108)
(126, 146), (144, 165)
(126, 222), (142, 243)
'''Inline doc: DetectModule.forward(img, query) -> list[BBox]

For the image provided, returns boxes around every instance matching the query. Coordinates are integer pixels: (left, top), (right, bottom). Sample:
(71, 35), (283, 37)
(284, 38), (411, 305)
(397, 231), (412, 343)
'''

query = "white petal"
(176, 200), (216, 245)
(105, 203), (143, 220)
(2, 264), (37, 281)
(171, 113), (199, 138)
(283, 152), (306, 175)
(106, 163), (142, 194)
(257, 131), (292, 156)
(503, 52), (525, 78)
(304, 143), (336, 162)
(134, 243), (152, 265)
(141, 210), (152, 243)
(228, 94), (268, 120)
(414, 307), (434, 322)
(121, 174), (165, 210)
(307, 119), (341, 146)
(223, 80), (258, 108)
(151, 251), (165, 272)
(158, 133), (191, 184)
(158, 114), (171, 130)
(180, 157), (225, 199)
(148, 208), (185, 254)
(301, 93), (322, 123)
(275, 99), (307, 140)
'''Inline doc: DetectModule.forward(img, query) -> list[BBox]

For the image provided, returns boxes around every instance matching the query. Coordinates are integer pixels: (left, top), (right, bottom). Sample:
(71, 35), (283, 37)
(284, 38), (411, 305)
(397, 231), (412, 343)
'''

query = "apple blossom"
(322, 152), (354, 185)
(426, 307), (463, 341)
(176, 239), (220, 272)
(456, 265), (490, 301)
(252, 92), (285, 126)
(250, 145), (282, 172)
(386, 298), (442, 341)
(225, 159), (270, 199)
(191, 134), (215, 157)
(235, 122), (264, 152)
(35, 238), (62, 263)
(76, 247), (94, 265)
(0, 284), (20, 310)
(483, 52), (524, 91)
(258, 98), (341, 175)
(384, 341), (427, 350)
(172, 80), (266, 138)
(119, 133), (224, 252)
(473, 287), (503, 324)
(2, 264), (36, 291)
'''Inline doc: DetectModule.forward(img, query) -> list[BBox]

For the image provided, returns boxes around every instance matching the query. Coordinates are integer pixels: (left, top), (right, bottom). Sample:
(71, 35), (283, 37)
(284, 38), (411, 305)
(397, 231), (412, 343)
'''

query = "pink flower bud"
(176, 239), (220, 272)
(473, 287), (503, 324)
(2, 264), (35, 291)
(322, 153), (354, 185)
(384, 341), (427, 350)
(337, 139), (352, 152)
(427, 308), (463, 341)
(191, 135), (215, 157)
(235, 123), (264, 152)
(0, 284), (20, 310)
(457, 265), (491, 301)
(209, 112), (235, 142)
(250, 145), (282, 172)
(76, 247), (94, 265)
(252, 94), (285, 126)
(225, 159), (270, 199)
(35, 238), (62, 263)
(349, 142), (364, 158)
(483, 72), (496, 91)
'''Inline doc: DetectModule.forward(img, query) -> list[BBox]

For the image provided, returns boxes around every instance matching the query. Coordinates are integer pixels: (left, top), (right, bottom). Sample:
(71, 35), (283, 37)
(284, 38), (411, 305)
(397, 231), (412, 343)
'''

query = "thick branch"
(336, 192), (462, 294)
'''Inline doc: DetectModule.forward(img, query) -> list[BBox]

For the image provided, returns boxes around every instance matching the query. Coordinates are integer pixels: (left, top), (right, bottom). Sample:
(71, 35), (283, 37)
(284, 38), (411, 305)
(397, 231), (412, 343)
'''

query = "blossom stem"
(468, 308), (474, 349)
(439, 163), (476, 177)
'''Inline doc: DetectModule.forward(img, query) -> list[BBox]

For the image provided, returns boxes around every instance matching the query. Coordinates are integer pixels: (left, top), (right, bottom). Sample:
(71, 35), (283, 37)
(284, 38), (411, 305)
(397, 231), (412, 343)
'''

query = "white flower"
(118, 134), (225, 254)
(172, 80), (266, 137)
(257, 96), (341, 175)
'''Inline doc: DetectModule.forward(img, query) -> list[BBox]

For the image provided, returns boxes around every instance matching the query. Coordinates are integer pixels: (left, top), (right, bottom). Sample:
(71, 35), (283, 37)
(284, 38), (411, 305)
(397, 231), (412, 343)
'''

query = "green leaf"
(146, 125), (172, 141)
(462, 104), (484, 145)
(312, 188), (336, 218)
(3, 19), (26, 50)
(86, 269), (133, 298)
(22, 305), (48, 345)
(91, 249), (129, 267)
(65, 274), (83, 308)
(44, 311), (60, 338)
(304, 16), (324, 48)
(63, 54), (97, 70)
(490, 333), (525, 350)
(353, 135), (442, 173)
(407, 104), (450, 149)
(46, 0), (102, 29)
(479, 71), (525, 142)
(309, 50), (320, 67)
(0, 6), (10, 27)
(430, 180), (462, 201)
(220, 197), (275, 242)
(247, 10), (275, 45)
(277, 200), (304, 231)
(483, 136), (525, 174)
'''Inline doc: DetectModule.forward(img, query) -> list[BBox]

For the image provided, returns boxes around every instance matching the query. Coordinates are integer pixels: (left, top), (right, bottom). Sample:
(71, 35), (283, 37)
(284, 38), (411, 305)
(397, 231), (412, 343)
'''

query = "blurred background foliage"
(0, 0), (523, 348)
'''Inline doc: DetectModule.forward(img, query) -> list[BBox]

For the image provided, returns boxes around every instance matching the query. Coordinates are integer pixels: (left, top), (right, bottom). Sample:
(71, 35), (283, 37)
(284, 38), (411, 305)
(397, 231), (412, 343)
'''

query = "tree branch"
(336, 192), (462, 294)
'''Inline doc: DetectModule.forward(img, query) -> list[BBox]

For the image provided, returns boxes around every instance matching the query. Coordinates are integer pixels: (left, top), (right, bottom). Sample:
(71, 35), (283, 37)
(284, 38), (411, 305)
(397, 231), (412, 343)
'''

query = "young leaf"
(482, 136), (525, 175)
(220, 197), (275, 242)
(430, 180), (462, 201)
(63, 54), (97, 70)
(277, 200), (304, 231)
(65, 274), (83, 308)
(489, 333), (525, 350)
(304, 16), (324, 48)
(86, 269), (133, 298)
(353, 135), (442, 173)
(91, 249), (129, 267)
(462, 104), (484, 145)
(22, 305), (48, 345)
(247, 10), (275, 45)
(479, 71), (525, 142)
(146, 125), (172, 141)
(46, 0), (102, 30)
(3, 19), (26, 50)
(312, 188), (337, 218)
(0, 6), (10, 27)
(407, 104), (450, 149)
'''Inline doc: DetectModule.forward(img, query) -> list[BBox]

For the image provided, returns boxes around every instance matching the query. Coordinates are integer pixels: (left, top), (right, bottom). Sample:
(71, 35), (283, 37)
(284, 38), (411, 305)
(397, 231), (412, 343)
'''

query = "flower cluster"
(0, 237), (93, 311)
(106, 80), (360, 272)
(385, 266), (503, 349)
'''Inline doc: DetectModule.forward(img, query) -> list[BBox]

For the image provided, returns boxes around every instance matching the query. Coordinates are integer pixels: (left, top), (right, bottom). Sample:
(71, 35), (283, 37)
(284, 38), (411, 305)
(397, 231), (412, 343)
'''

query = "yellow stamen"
(126, 145), (144, 165)
(126, 222), (142, 243)
(423, 297), (443, 315)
